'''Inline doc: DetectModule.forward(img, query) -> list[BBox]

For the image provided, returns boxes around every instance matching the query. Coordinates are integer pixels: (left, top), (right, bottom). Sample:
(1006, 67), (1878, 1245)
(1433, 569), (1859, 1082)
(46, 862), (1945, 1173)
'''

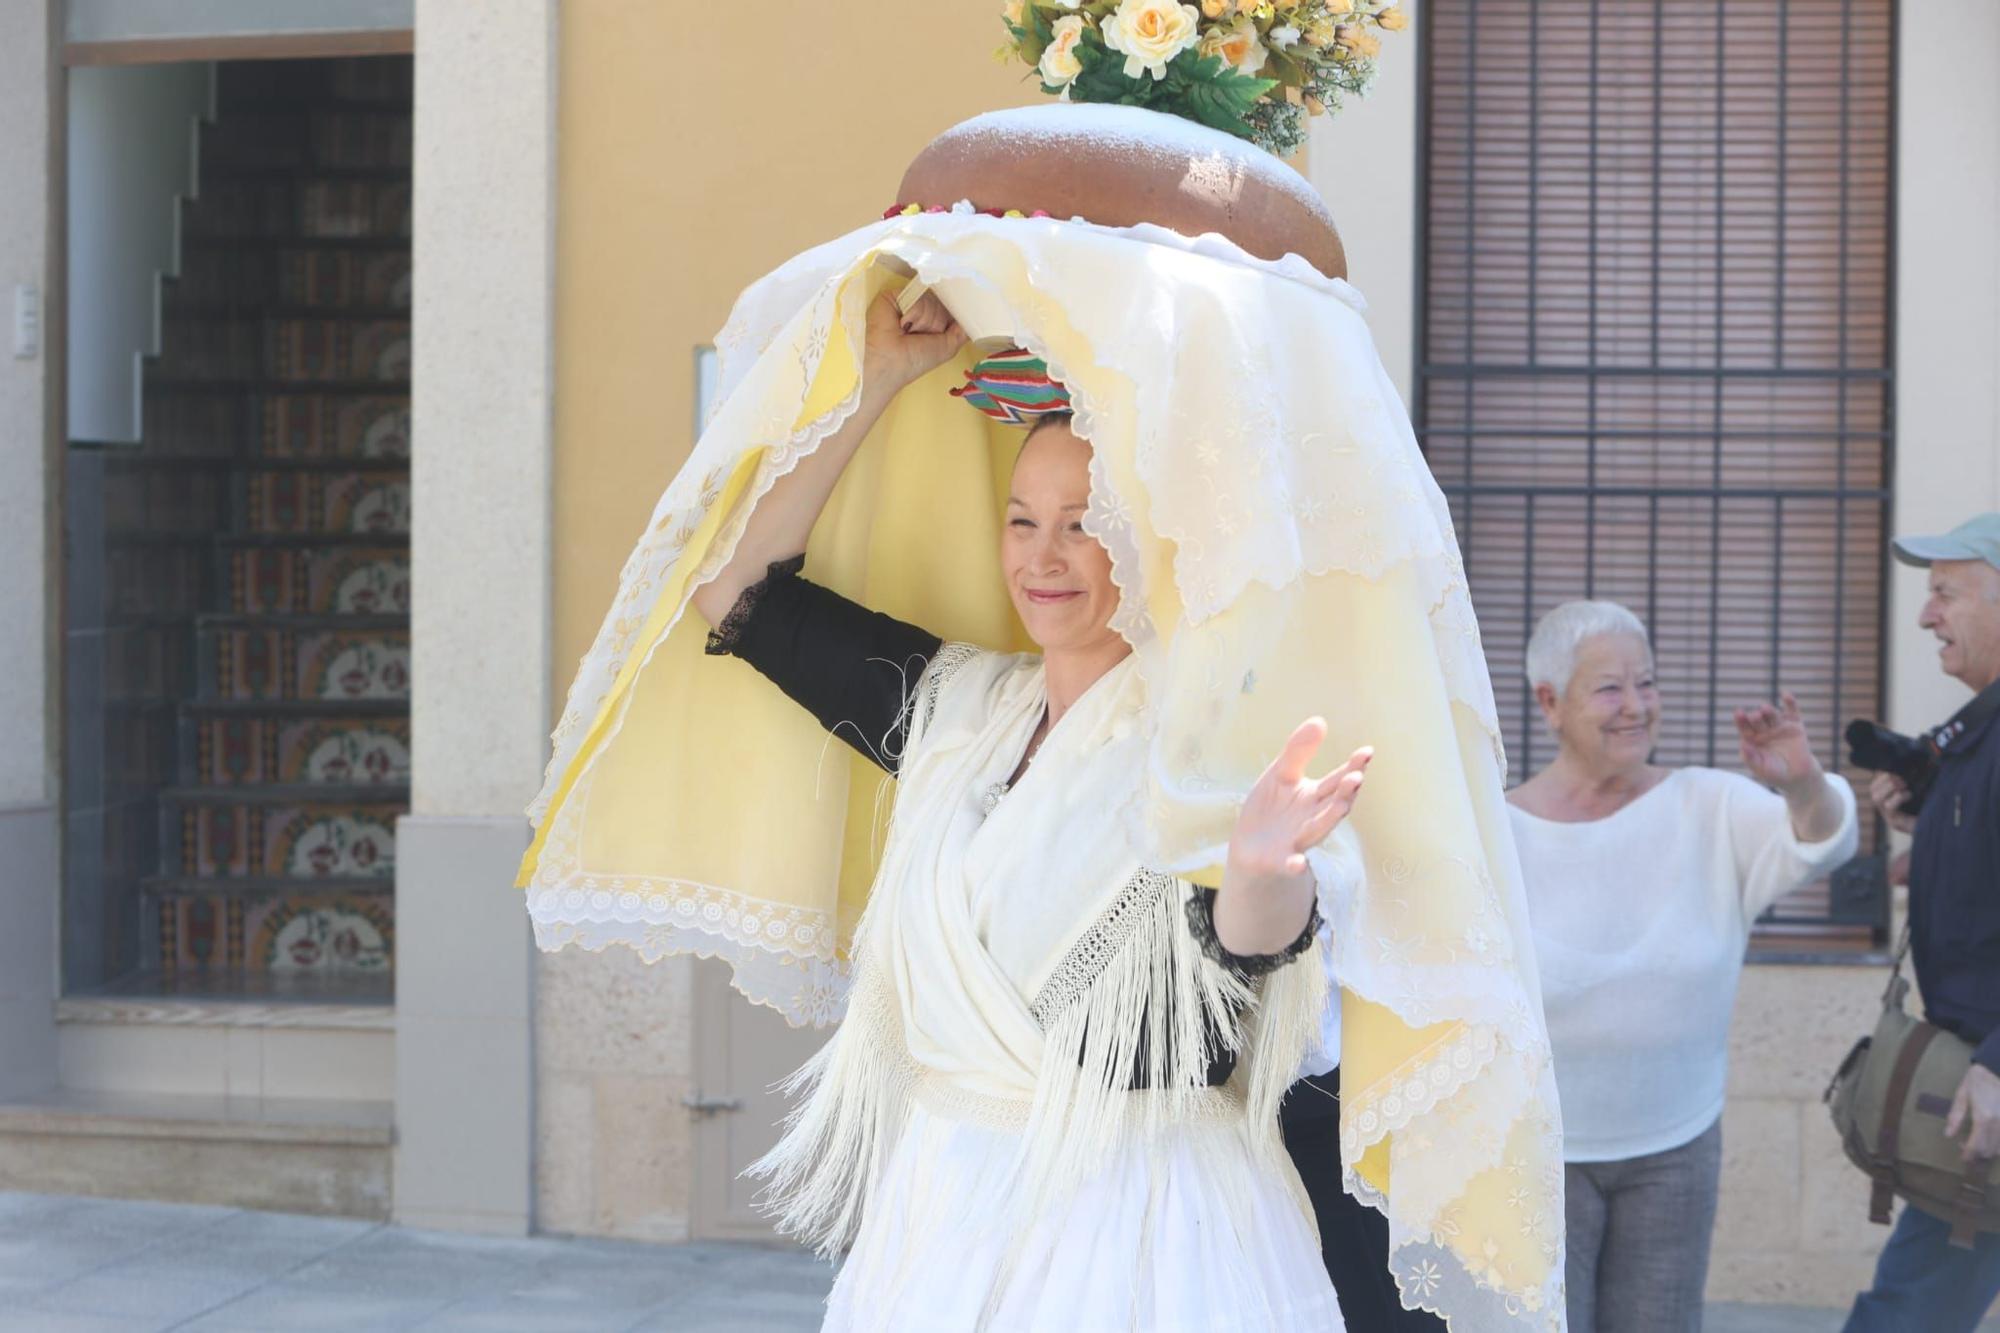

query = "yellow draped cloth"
(521, 213), (1566, 1330)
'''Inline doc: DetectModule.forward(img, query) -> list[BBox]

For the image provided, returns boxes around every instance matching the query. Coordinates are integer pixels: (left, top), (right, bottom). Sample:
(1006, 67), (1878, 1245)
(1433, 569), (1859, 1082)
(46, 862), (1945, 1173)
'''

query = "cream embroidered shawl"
(520, 212), (1567, 1329)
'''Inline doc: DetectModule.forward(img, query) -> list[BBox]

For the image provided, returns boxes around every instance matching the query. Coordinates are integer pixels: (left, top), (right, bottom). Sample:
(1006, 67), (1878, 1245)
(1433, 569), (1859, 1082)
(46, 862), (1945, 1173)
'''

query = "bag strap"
(1872, 1020), (1943, 1225)
(1881, 922), (1913, 1009)
(1950, 1156), (1995, 1249)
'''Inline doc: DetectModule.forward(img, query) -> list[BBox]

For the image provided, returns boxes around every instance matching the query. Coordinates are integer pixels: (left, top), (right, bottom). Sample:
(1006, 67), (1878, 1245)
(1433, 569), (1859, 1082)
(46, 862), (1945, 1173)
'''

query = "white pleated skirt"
(821, 1103), (1345, 1333)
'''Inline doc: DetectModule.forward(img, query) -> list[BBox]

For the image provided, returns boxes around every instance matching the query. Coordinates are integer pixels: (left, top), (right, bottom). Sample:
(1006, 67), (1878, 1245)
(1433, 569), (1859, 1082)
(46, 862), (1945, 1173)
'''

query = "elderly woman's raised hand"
(863, 290), (967, 395)
(1732, 691), (1824, 794)
(1229, 720), (1373, 880)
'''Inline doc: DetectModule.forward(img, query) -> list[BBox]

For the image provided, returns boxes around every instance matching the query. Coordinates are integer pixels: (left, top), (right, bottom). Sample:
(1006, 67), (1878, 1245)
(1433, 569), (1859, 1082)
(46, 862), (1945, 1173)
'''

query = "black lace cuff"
(704, 554), (807, 656)
(1184, 886), (1320, 978)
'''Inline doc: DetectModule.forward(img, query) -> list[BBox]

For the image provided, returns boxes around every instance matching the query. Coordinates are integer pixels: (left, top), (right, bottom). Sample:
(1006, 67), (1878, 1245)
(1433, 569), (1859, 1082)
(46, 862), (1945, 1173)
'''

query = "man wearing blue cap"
(1846, 513), (2000, 1332)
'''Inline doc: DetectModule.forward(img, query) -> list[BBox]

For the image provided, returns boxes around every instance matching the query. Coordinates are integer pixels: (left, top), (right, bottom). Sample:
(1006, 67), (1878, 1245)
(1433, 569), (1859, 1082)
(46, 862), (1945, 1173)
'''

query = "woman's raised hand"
(1733, 691), (1823, 793)
(1228, 719), (1373, 881)
(863, 290), (967, 394)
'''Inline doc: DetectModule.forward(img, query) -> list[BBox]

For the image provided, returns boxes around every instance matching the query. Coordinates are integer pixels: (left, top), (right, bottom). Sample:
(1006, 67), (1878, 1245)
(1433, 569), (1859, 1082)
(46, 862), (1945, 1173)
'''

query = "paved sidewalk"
(0, 1190), (1955, 1332)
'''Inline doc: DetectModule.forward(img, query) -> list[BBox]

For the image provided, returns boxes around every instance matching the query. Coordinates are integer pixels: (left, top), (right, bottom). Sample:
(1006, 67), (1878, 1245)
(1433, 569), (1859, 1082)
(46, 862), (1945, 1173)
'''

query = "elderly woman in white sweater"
(1508, 601), (1858, 1333)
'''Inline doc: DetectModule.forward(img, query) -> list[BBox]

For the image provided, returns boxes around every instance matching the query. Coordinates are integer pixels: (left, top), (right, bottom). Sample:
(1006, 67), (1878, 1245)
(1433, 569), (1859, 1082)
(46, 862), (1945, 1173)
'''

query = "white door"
(690, 957), (830, 1239)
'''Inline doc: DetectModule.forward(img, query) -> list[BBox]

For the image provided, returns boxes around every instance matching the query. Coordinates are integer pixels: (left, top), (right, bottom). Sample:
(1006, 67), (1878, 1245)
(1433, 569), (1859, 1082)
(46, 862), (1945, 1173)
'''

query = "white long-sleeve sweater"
(1508, 767), (1858, 1162)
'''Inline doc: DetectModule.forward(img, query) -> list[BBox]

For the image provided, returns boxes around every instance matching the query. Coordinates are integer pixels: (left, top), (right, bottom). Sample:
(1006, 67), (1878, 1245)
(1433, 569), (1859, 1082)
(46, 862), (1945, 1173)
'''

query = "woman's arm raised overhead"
(690, 290), (966, 630)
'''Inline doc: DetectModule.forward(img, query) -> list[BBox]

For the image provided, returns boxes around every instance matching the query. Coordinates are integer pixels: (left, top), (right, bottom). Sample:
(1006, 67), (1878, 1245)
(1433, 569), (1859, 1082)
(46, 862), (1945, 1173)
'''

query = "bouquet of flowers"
(1001, 0), (1407, 155)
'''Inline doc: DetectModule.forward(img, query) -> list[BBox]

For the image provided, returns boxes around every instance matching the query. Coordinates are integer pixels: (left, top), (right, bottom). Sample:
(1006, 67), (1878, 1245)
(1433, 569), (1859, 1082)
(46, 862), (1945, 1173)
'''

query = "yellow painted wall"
(552, 2), (1042, 688)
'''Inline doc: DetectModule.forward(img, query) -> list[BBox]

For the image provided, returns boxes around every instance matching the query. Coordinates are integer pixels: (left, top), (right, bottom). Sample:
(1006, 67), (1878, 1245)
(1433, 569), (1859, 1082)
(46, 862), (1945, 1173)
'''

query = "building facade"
(0, 0), (1996, 1309)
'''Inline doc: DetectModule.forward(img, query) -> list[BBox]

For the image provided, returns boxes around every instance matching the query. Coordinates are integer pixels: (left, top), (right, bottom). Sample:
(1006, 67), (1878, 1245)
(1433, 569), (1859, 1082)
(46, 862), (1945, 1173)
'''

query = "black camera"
(1844, 719), (1939, 816)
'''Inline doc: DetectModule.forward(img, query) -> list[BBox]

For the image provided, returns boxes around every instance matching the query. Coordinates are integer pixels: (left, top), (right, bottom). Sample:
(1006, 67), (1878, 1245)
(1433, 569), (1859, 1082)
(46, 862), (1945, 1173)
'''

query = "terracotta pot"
(896, 104), (1346, 281)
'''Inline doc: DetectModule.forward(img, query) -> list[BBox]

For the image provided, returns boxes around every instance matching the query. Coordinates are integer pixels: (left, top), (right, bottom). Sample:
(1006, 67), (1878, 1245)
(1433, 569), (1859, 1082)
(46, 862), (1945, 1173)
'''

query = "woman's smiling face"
(1546, 631), (1662, 773)
(1002, 418), (1124, 657)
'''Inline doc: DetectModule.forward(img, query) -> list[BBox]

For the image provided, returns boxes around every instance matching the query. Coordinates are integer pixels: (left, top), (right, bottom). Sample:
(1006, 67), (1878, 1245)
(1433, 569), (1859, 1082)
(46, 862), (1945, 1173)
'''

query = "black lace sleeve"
(703, 556), (944, 775)
(1184, 886), (1320, 979)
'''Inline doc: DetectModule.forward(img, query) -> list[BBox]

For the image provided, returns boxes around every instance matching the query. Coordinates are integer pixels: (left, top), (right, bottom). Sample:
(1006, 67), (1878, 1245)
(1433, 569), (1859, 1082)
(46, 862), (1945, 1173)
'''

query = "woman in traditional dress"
(522, 101), (1567, 1332)
(689, 287), (1364, 1329)
(1506, 600), (1857, 1333)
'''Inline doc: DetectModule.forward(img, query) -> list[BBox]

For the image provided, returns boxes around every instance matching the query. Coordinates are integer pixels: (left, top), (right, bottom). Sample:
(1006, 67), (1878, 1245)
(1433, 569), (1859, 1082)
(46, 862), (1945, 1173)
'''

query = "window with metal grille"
(1416, 0), (1895, 953)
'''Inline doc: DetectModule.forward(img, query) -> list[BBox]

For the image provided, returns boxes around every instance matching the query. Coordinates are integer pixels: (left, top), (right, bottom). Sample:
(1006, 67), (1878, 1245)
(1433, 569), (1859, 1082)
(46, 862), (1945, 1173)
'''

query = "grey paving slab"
(169, 1286), (456, 1333)
(10, 1192), (1997, 1333)
(0, 1313), (165, 1333)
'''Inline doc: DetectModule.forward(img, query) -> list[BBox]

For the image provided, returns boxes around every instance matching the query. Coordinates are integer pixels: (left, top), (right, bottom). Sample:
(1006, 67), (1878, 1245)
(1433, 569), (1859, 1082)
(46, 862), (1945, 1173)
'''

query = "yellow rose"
(1039, 14), (1090, 86)
(1375, 5), (1409, 31)
(1102, 0), (1201, 80)
(1197, 18), (1268, 76)
(1202, 0), (1229, 16)
(1303, 19), (1338, 47)
(1350, 30), (1381, 57)
(1333, 22), (1364, 48)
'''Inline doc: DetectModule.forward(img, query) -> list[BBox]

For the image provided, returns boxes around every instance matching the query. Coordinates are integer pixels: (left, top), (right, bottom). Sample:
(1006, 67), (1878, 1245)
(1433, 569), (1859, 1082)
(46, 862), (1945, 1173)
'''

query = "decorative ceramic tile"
(328, 57), (412, 104)
(228, 547), (409, 615)
(260, 395), (410, 459)
(248, 893), (394, 973)
(183, 181), (294, 239)
(299, 182), (411, 240)
(209, 627), (411, 702)
(309, 111), (411, 170)
(244, 471), (410, 535)
(195, 716), (410, 787)
(280, 250), (411, 311)
(179, 802), (399, 879)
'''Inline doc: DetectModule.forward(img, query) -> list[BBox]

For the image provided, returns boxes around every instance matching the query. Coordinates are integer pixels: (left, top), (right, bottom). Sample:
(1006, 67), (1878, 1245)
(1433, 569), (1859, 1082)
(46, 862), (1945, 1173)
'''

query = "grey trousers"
(1565, 1118), (1724, 1333)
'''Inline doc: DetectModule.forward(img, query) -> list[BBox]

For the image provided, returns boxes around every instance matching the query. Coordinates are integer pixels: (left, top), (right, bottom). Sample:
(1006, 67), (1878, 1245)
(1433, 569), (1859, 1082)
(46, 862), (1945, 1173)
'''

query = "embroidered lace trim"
(906, 641), (984, 746)
(1185, 887), (1321, 978)
(703, 553), (806, 656)
(1027, 869), (1177, 1027)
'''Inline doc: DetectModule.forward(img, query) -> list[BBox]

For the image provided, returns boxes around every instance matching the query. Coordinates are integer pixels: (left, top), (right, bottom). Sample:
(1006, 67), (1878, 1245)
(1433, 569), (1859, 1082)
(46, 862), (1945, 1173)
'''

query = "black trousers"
(1281, 1068), (1447, 1331)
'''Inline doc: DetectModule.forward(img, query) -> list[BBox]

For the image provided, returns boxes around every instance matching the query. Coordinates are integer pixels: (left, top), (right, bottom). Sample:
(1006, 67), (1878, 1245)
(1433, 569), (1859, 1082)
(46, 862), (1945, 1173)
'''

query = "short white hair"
(1526, 600), (1652, 694)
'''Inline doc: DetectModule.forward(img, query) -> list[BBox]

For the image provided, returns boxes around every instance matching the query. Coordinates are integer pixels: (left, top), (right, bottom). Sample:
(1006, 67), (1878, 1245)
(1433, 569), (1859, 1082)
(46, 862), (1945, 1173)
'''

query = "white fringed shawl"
(752, 645), (1326, 1254)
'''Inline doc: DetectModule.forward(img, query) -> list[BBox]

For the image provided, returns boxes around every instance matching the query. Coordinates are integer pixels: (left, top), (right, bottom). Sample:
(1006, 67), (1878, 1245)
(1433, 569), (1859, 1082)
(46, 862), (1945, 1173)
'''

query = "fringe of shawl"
(746, 955), (914, 1256)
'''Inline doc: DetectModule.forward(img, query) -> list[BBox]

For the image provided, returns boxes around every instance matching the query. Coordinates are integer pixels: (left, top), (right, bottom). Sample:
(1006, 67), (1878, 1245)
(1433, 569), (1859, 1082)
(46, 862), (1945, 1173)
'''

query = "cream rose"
(1197, 18), (1268, 76)
(1102, 0), (1201, 81)
(1039, 14), (1089, 87)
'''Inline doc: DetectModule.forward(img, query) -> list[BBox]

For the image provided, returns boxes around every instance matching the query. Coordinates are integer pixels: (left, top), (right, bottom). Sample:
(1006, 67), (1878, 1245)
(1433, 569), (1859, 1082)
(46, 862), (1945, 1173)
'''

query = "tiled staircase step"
(164, 782), (410, 805)
(184, 698), (408, 717)
(260, 393), (409, 461)
(153, 317), (410, 384)
(183, 178), (411, 242)
(198, 109), (410, 173)
(144, 874), (394, 899)
(145, 880), (395, 983)
(165, 248), (409, 314)
(162, 788), (403, 880)
(184, 709), (411, 787)
(186, 235), (410, 254)
(99, 455), (410, 476)
(221, 538), (409, 616)
(221, 536), (411, 618)
(239, 468), (409, 535)
(198, 622), (411, 702)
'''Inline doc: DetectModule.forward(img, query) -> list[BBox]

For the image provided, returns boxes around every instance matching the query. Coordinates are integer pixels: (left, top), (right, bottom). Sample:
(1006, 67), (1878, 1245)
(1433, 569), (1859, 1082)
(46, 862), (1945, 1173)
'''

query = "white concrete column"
(397, 0), (556, 1234)
(0, 0), (60, 1102)
(1305, 6), (1421, 406)
(1891, 1), (2000, 734)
